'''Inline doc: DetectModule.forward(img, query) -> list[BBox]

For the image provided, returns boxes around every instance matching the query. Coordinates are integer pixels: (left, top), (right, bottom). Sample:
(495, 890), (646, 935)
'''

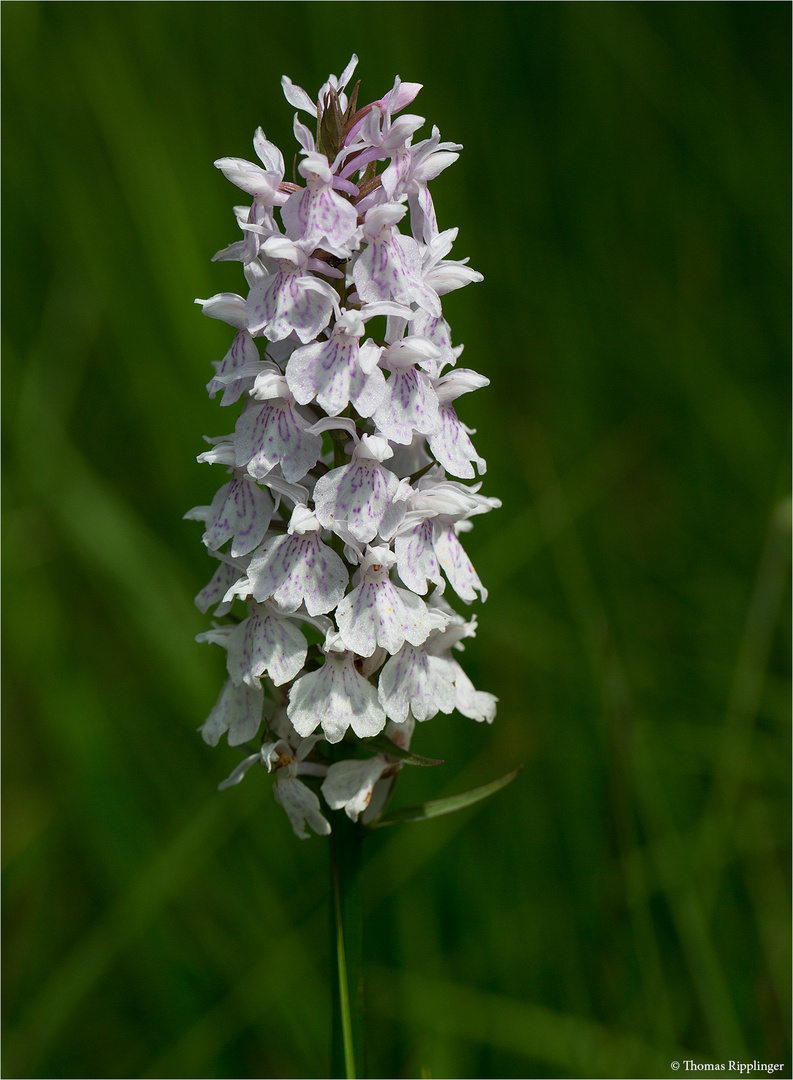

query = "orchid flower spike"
(189, 57), (500, 839)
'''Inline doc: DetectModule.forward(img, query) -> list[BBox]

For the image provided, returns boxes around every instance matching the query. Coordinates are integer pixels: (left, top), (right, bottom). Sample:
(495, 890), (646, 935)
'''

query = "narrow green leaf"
(363, 733), (444, 767)
(368, 766), (524, 828)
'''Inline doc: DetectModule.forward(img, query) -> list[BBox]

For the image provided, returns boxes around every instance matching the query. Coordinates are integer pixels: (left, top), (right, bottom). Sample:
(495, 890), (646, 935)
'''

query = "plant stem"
(330, 814), (364, 1079)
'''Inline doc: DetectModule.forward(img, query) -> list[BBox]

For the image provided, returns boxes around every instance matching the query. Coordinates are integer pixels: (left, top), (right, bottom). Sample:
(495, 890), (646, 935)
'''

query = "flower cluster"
(188, 56), (499, 838)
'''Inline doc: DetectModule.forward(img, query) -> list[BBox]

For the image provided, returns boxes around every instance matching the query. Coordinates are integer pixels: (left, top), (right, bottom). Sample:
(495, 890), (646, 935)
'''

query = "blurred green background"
(2, 2), (790, 1078)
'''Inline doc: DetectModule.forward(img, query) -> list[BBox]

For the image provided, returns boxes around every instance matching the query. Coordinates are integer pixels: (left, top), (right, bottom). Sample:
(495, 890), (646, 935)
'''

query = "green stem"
(330, 814), (364, 1079)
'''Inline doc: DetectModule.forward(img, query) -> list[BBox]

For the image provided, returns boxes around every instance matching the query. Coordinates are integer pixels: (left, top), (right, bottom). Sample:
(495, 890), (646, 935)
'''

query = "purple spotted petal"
(287, 335), (386, 417)
(195, 557), (244, 616)
(234, 399), (322, 484)
(352, 231), (438, 312)
(408, 310), (456, 374)
(428, 404), (486, 479)
(313, 459), (403, 544)
(247, 268), (336, 343)
(381, 146), (412, 200)
(227, 604), (307, 687)
(335, 569), (446, 656)
(377, 643), (456, 723)
(207, 329), (261, 406)
(282, 185), (359, 257)
(394, 517), (444, 595)
(373, 367), (440, 445)
(246, 531), (347, 615)
(408, 183), (439, 244)
(432, 522), (486, 603)
(193, 477), (274, 557)
(200, 678), (264, 747)
(288, 651), (386, 743)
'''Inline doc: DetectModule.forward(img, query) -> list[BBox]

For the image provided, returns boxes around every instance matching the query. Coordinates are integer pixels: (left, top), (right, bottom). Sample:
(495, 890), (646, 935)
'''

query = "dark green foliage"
(2, 2), (789, 1077)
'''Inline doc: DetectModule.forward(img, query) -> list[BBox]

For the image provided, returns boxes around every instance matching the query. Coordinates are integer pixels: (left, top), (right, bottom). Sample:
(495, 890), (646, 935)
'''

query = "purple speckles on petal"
(198, 476), (273, 557)
(282, 183), (358, 258)
(286, 334), (386, 417)
(227, 604), (307, 687)
(432, 521), (487, 604)
(395, 517), (444, 595)
(200, 678), (264, 748)
(377, 643), (456, 724)
(336, 566), (445, 656)
(287, 651), (386, 743)
(428, 403), (485, 478)
(195, 558), (242, 616)
(353, 235), (410, 306)
(314, 459), (403, 543)
(207, 329), (261, 405)
(247, 266), (335, 343)
(234, 400), (322, 483)
(374, 368), (440, 445)
(246, 531), (347, 615)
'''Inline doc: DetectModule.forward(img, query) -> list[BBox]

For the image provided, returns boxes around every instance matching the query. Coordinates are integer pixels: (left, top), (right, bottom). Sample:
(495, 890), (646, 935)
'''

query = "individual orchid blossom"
(377, 638), (457, 725)
(206, 328), (262, 405)
(394, 474), (500, 603)
(233, 392), (323, 483)
(281, 53), (360, 120)
(338, 77), (426, 182)
(195, 553), (244, 618)
(218, 736), (331, 839)
(228, 504), (348, 617)
(218, 599), (310, 688)
(247, 237), (339, 342)
(184, 473), (274, 558)
(288, 630), (386, 744)
(398, 126), (463, 244)
(429, 368), (490, 478)
(281, 152), (360, 258)
(188, 56), (504, 846)
(322, 754), (396, 821)
(372, 337), (442, 444)
(313, 435), (408, 544)
(335, 544), (448, 657)
(285, 302), (407, 416)
(213, 127), (287, 204)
